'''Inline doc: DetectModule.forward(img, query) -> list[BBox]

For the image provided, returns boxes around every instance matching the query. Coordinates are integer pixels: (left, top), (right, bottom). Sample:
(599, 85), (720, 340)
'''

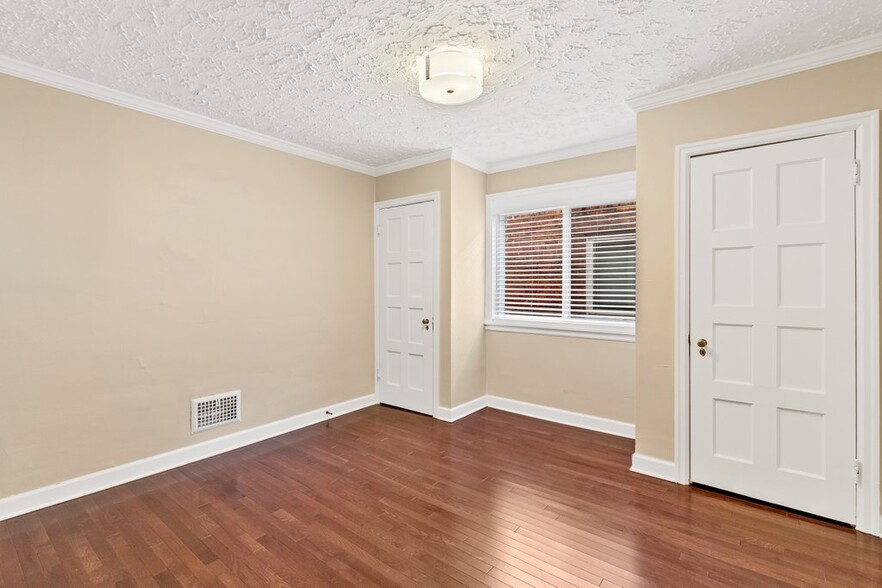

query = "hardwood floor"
(2, 405), (881, 587)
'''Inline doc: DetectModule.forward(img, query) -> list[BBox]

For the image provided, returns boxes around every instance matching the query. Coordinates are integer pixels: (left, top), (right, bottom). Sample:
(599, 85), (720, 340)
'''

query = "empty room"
(1, 1), (882, 586)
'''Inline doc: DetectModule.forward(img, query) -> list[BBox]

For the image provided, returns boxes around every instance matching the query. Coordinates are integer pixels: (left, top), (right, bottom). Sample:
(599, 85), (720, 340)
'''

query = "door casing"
(673, 110), (880, 536)
(374, 192), (441, 418)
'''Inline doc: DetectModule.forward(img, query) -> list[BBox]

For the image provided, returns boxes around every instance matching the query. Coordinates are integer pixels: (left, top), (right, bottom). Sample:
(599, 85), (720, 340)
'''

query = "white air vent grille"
(191, 390), (241, 433)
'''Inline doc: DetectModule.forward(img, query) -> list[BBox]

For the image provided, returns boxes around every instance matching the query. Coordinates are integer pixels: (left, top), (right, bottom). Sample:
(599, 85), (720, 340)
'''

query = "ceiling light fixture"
(418, 48), (483, 106)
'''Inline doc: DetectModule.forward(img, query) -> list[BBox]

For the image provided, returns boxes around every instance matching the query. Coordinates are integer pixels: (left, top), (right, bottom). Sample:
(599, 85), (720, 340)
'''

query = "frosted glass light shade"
(418, 49), (483, 106)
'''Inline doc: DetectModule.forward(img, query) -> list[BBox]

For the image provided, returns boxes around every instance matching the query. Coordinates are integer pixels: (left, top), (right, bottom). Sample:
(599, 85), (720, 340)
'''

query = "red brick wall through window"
(500, 202), (636, 320)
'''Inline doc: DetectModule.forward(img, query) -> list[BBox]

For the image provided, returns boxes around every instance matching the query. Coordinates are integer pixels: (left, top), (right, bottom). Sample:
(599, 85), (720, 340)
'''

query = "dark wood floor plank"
(308, 475), (496, 583)
(313, 436), (644, 585)
(195, 503), (294, 587)
(287, 490), (470, 588)
(3, 405), (882, 587)
(5, 518), (47, 587)
(0, 522), (27, 587)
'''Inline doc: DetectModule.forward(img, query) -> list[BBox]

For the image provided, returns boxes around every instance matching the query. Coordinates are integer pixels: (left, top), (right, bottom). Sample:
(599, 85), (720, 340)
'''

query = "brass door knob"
(422, 319), (430, 325)
(697, 339), (707, 348)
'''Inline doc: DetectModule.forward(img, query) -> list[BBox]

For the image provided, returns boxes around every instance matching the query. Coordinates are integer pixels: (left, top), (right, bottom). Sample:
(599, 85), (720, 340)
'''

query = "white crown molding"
(5, 33), (881, 179)
(371, 146), (489, 176)
(374, 134), (637, 177)
(483, 134), (637, 174)
(628, 32), (882, 112)
(372, 148), (454, 176)
(0, 393), (378, 522)
(0, 55), (376, 176)
(450, 147), (489, 174)
(0, 54), (638, 178)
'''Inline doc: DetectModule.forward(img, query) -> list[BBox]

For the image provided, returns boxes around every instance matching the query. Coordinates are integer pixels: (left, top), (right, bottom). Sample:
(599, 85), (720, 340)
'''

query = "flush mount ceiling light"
(418, 48), (483, 106)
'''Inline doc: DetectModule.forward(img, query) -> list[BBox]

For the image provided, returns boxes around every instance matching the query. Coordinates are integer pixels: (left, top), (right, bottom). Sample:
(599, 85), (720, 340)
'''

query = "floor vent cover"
(191, 390), (241, 433)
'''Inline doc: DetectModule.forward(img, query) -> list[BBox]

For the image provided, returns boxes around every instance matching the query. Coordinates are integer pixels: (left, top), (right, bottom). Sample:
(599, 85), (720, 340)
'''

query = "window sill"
(484, 321), (635, 342)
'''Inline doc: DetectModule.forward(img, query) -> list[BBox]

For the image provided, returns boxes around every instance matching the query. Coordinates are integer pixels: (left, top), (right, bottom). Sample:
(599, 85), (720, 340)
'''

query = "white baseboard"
(486, 395), (635, 439)
(630, 453), (679, 483)
(435, 395), (487, 422)
(0, 393), (377, 522)
(438, 394), (635, 439)
(2, 392), (640, 521)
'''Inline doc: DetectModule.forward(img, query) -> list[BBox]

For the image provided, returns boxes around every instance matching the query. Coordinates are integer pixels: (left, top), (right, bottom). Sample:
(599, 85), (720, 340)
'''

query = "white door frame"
(374, 192), (441, 418)
(673, 110), (880, 536)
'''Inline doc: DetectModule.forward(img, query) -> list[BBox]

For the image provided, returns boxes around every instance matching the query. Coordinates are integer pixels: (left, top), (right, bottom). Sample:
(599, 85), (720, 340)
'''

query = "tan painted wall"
(487, 147), (637, 193)
(450, 161), (486, 406)
(375, 161), (454, 407)
(484, 148), (637, 422)
(0, 73), (376, 499)
(635, 52), (882, 461)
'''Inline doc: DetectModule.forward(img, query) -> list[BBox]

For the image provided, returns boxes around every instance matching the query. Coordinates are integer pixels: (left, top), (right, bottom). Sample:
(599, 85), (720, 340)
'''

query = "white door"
(377, 201), (435, 415)
(690, 131), (856, 523)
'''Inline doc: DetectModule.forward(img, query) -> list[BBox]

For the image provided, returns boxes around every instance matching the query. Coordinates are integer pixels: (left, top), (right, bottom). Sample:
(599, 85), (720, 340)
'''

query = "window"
(485, 172), (636, 340)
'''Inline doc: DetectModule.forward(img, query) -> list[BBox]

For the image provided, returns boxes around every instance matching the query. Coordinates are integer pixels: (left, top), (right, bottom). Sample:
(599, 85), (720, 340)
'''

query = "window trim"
(485, 171), (637, 341)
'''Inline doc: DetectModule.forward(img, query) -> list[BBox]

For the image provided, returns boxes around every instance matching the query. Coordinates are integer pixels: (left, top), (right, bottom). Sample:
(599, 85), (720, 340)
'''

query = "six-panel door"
(377, 201), (435, 415)
(689, 131), (857, 523)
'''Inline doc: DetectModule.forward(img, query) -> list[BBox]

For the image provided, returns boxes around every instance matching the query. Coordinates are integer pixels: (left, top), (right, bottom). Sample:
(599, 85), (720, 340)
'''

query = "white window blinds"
(493, 201), (636, 323)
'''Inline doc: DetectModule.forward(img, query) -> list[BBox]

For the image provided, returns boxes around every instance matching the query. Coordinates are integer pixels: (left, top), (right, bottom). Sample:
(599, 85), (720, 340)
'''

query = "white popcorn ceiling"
(0, 1), (880, 167)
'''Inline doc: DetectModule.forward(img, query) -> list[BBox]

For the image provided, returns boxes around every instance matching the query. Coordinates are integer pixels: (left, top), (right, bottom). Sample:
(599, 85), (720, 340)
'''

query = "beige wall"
(450, 161), (486, 406)
(375, 160), (452, 204)
(635, 52), (882, 461)
(0, 73), (376, 499)
(486, 147), (637, 193)
(484, 148), (637, 422)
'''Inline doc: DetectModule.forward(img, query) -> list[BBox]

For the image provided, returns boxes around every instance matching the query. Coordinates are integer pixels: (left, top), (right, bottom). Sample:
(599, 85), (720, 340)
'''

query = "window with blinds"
(485, 173), (636, 340)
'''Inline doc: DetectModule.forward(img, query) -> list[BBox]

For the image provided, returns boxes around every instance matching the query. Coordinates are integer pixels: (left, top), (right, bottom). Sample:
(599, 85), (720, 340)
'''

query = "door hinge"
(854, 160), (862, 186)
(376, 223), (381, 237)
(376, 368), (380, 382)
(854, 460), (862, 484)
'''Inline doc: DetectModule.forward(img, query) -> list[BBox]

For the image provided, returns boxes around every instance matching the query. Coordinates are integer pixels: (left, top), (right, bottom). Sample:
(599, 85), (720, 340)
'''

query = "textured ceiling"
(0, 1), (880, 167)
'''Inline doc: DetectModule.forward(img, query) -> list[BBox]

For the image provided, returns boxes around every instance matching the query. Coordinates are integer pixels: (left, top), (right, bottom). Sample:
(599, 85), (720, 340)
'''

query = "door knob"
(696, 338), (708, 356)
(422, 319), (430, 324)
